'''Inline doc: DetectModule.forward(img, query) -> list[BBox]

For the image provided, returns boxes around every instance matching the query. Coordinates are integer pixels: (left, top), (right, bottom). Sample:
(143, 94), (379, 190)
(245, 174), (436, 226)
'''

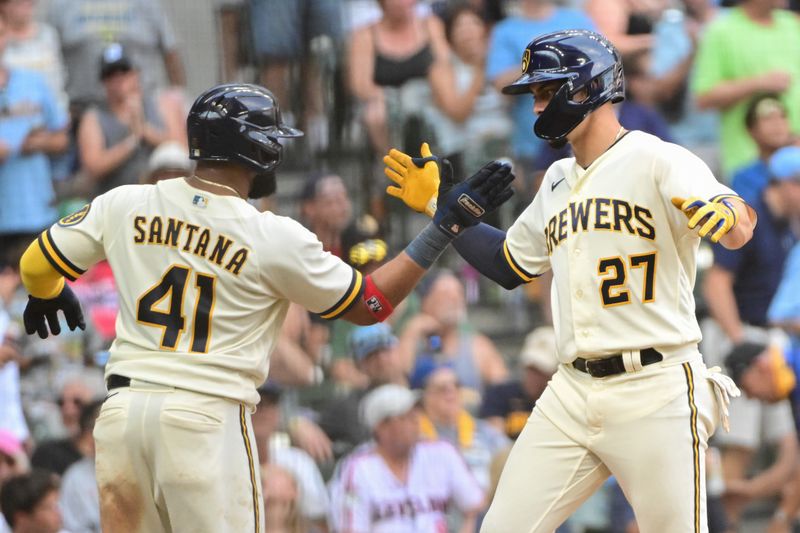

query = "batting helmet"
(187, 83), (303, 197)
(502, 29), (624, 143)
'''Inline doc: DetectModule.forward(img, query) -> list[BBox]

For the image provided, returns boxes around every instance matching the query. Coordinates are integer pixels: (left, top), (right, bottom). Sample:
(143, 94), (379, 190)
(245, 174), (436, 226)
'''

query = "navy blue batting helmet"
(187, 84), (303, 197)
(502, 29), (624, 143)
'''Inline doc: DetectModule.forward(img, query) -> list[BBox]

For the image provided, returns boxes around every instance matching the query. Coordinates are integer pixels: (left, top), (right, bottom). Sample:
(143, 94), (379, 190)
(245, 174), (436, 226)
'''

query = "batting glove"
(671, 196), (737, 243)
(384, 143), (452, 217)
(23, 284), (86, 339)
(434, 160), (515, 237)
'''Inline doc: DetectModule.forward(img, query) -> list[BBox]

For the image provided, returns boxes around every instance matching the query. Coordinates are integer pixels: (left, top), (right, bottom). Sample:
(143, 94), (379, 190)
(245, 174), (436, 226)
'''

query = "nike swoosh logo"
(551, 178), (566, 191)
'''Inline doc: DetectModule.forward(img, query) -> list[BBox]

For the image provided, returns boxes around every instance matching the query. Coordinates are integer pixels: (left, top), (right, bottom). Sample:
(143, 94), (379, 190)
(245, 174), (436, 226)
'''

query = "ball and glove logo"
(57, 204), (91, 227)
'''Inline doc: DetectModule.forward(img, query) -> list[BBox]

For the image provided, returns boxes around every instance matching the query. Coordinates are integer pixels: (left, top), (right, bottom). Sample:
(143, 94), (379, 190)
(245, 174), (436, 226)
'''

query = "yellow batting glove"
(671, 196), (737, 243)
(383, 142), (441, 217)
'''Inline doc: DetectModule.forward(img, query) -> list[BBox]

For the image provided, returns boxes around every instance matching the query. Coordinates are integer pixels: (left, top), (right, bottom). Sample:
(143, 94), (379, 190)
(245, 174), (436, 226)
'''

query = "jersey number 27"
(136, 265), (216, 353)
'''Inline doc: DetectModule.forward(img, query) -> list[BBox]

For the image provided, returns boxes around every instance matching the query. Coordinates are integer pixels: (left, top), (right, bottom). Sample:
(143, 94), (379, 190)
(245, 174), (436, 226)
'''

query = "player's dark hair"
(744, 93), (786, 130)
(0, 470), (60, 527)
(78, 398), (103, 436)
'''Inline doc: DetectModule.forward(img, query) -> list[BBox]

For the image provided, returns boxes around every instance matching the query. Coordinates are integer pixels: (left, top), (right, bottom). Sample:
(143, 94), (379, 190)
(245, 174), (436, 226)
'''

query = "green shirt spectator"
(692, 6), (800, 177)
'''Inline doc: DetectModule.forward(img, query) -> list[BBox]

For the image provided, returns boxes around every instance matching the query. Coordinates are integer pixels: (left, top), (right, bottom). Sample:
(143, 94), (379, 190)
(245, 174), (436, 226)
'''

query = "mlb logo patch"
(193, 194), (208, 208)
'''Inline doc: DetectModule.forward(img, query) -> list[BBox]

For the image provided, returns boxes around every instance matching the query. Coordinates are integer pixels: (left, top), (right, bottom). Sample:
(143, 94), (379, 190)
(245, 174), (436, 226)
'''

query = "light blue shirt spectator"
(0, 68), (67, 235)
(650, 8), (720, 148)
(486, 9), (595, 161)
(768, 242), (800, 326)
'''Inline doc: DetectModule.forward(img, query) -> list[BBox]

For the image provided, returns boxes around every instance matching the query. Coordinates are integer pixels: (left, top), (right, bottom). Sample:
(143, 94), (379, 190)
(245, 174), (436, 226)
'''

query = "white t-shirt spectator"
(332, 440), (483, 533)
(270, 438), (330, 521)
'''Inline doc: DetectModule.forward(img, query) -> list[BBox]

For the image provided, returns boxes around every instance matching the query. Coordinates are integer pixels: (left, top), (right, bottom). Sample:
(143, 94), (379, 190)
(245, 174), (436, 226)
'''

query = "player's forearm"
(702, 267), (745, 343)
(20, 238), (65, 299)
(718, 199), (756, 250)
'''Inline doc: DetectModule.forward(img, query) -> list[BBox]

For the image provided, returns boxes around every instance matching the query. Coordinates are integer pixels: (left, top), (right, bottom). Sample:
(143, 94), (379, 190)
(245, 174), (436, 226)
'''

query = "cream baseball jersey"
(504, 131), (739, 362)
(41, 178), (362, 405)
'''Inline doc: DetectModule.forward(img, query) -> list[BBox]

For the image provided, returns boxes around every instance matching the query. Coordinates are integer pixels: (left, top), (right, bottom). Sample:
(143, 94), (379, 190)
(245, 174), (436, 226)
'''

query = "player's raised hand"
(23, 284), (86, 339)
(671, 196), (737, 243)
(434, 160), (515, 237)
(383, 142), (452, 217)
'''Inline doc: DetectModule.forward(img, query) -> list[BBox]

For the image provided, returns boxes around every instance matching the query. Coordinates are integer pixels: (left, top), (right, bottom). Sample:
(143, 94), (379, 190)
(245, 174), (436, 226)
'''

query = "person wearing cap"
(330, 383), (484, 533)
(730, 94), (795, 205)
(140, 140), (194, 185)
(76, 42), (186, 197)
(480, 326), (559, 439)
(415, 362), (508, 491)
(715, 341), (798, 530)
(0, 9), (68, 253)
(318, 323), (405, 458)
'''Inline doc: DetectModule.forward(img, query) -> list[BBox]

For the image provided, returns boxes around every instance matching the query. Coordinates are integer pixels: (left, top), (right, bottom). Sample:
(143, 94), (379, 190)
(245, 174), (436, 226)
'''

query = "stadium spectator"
(702, 146), (799, 349)
(0, 470), (62, 533)
(299, 173), (353, 257)
(76, 43), (186, 197)
(693, 0), (800, 177)
(480, 326), (558, 439)
(261, 462), (307, 533)
(414, 362), (509, 491)
(141, 140), (193, 185)
(398, 270), (507, 411)
(0, 0), (66, 113)
(29, 378), (93, 475)
(318, 323), (405, 458)
(584, 0), (661, 56)
(485, 0), (595, 197)
(0, 431), (27, 533)
(426, 4), (511, 178)
(59, 400), (101, 533)
(248, 0), (342, 154)
(0, 11), (68, 251)
(347, 0), (449, 156)
(45, 0), (185, 111)
(329, 384), (484, 533)
(251, 383), (330, 531)
(616, 49), (674, 142)
(730, 94), (794, 204)
(649, 0), (721, 168)
(716, 341), (799, 530)
(0, 248), (28, 446)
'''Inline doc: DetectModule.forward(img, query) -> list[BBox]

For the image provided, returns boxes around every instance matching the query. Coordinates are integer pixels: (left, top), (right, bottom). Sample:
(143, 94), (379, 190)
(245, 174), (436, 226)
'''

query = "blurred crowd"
(1, 0), (800, 532)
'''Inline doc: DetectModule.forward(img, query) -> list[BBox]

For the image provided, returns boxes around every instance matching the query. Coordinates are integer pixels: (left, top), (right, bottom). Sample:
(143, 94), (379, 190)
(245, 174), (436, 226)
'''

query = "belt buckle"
(585, 359), (605, 378)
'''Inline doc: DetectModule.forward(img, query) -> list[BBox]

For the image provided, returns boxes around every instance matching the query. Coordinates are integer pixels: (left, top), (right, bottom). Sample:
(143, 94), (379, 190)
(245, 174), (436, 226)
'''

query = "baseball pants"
(481, 355), (718, 533)
(93, 379), (264, 533)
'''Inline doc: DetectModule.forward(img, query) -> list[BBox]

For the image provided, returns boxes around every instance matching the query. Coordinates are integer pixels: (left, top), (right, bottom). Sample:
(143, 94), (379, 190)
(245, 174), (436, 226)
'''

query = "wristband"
(363, 275), (394, 322)
(404, 222), (453, 269)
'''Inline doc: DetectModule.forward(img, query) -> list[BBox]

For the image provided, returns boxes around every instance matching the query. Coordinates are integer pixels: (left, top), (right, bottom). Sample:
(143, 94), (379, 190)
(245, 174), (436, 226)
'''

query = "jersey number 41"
(136, 265), (216, 353)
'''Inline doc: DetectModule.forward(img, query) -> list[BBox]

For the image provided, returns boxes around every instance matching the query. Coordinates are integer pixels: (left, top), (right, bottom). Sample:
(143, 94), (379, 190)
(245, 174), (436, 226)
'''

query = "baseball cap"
(348, 323), (397, 362)
(99, 43), (134, 80)
(360, 384), (419, 431)
(769, 146), (800, 182)
(409, 357), (453, 390)
(519, 326), (559, 374)
(148, 141), (193, 173)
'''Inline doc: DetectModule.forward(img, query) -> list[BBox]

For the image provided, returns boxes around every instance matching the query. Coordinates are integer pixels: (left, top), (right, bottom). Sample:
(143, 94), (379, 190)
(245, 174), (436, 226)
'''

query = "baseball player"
(17, 83), (515, 533)
(384, 30), (757, 533)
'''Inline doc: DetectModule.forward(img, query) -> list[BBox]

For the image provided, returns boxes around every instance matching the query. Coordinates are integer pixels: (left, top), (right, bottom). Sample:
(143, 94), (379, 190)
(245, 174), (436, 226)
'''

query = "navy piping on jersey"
(318, 269), (364, 320)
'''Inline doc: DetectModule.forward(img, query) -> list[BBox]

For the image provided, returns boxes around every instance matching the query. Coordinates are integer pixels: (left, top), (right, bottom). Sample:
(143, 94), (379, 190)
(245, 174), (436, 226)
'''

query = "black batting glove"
(23, 284), (86, 339)
(433, 160), (515, 237)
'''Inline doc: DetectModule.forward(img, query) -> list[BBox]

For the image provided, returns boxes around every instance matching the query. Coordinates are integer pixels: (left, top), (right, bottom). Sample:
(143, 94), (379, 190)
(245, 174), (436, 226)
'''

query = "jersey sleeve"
(440, 443), (484, 511)
(40, 195), (110, 281)
(262, 218), (363, 320)
(504, 188), (551, 280)
(655, 143), (742, 237)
